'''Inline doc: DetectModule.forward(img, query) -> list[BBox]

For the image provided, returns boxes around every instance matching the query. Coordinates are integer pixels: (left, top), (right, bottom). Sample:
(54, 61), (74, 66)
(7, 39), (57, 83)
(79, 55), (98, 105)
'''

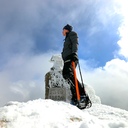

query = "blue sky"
(0, 0), (128, 110)
(0, 0), (122, 67)
(30, 0), (122, 67)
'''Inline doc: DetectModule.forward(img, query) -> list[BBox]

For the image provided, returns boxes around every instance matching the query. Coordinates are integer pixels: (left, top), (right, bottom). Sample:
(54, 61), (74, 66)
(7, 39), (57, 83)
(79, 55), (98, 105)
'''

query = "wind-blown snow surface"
(0, 99), (128, 128)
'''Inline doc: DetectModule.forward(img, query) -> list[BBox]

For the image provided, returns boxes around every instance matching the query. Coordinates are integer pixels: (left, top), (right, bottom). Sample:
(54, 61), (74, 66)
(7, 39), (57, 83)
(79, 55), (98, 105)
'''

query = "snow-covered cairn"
(45, 55), (71, 102)
(45, 55), (101, 104)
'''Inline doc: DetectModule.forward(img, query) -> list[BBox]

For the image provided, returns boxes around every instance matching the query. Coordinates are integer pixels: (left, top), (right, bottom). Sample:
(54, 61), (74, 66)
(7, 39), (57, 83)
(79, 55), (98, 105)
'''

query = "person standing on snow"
(61, 24), (90, 108)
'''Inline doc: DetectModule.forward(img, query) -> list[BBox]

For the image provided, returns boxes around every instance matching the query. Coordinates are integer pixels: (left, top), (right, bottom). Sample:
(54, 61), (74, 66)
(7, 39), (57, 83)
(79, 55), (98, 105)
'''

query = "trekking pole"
(78, 61), (84, 88)
(78, 61), (92, 108)
(72, 61), (80, 104)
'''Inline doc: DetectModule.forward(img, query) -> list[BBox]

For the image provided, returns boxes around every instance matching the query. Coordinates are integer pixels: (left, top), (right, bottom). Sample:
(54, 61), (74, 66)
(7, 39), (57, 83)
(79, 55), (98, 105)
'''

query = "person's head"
(62, 24), (73, 36)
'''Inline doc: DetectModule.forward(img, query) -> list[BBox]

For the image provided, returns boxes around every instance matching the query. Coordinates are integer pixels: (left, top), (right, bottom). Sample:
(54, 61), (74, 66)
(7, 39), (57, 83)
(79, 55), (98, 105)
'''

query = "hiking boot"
(78, 95), (92, 109)
(80, 95), (86, 102)
(70, 95), (92, 109)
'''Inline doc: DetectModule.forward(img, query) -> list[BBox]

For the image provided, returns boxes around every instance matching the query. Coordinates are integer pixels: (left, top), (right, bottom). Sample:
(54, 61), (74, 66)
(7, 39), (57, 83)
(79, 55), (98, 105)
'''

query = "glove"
(70, 53), (78, 62)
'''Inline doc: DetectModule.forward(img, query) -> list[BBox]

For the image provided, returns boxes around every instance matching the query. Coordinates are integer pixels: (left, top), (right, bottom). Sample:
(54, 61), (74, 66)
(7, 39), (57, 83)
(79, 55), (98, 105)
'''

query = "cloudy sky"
(0, 0), (128, 110)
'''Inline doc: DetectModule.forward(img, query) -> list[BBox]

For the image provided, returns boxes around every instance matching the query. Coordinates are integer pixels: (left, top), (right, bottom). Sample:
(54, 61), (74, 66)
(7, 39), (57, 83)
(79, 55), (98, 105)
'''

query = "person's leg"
(62, 61), (77, 101)
(77, 80), (86, 96)
(62, 61), (72, 79)
(66, 61), (92, 108)
(70, 62), (89, 105)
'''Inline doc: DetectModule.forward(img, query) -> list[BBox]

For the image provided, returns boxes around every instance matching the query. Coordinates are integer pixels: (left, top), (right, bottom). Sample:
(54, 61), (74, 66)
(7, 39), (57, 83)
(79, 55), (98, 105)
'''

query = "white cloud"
(115, 0), (128, 59)
(117, 25), (128, 59)
(0, 52), (57, 106)
(78, 58), (128, 110)
(78, 0), (128, 110)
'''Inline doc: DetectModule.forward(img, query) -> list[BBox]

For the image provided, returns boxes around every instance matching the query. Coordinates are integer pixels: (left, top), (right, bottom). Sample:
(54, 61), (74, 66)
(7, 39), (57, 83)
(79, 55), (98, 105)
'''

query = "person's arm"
(69, 32), (78, 54)
(69, 32), (79, 61)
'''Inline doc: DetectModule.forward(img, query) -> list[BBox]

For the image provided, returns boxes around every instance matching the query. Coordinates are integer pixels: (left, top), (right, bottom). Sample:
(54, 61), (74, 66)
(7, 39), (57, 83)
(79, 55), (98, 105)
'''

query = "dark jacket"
(62, 31), (78, 61)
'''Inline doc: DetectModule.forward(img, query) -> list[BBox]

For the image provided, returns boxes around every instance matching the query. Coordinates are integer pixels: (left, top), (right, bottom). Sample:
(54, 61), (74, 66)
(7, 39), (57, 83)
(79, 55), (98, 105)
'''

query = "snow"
(0, 55), (127, 128)
(0, 99), (128, 128)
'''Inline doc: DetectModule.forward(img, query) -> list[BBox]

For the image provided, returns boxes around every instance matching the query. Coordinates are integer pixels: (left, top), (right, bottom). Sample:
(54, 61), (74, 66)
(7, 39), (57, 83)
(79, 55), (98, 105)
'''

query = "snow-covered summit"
(1, 55), (127, 128)
(0, 99), (128, 128)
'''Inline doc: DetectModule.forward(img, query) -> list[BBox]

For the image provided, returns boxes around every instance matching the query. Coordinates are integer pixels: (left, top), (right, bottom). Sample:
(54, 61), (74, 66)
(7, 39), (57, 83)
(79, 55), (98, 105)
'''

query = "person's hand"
(70, 53), (78, 62)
